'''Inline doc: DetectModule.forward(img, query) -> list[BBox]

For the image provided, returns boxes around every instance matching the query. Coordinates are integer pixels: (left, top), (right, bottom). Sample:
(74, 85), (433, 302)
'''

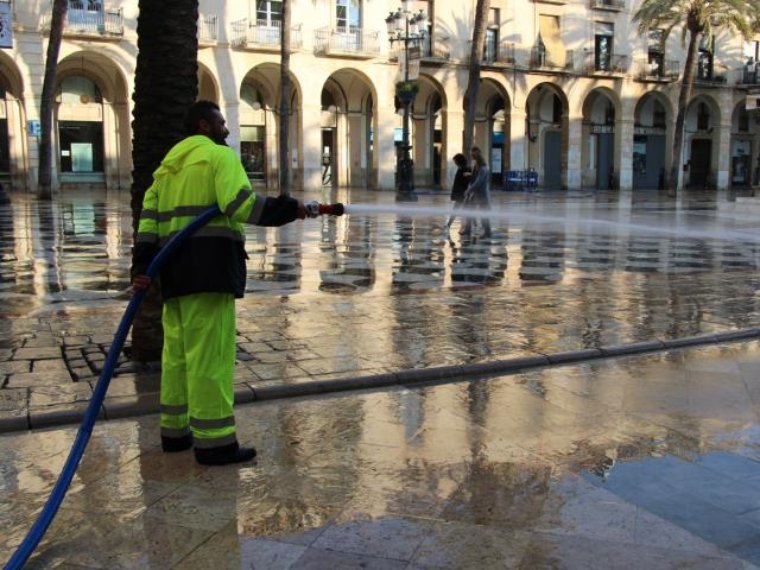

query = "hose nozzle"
(305, 201), (345, 217)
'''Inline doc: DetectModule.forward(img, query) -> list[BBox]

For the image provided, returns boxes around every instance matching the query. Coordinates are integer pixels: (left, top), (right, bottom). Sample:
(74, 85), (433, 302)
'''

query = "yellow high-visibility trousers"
(160, 292), (237, 449)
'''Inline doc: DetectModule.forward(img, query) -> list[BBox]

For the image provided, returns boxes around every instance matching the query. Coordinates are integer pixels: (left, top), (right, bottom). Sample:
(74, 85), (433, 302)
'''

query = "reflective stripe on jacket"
(134, 135), (261, 299)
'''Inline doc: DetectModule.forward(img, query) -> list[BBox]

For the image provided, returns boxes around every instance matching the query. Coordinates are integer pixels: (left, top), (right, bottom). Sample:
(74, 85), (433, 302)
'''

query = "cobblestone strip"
(4, 327), (760, 434)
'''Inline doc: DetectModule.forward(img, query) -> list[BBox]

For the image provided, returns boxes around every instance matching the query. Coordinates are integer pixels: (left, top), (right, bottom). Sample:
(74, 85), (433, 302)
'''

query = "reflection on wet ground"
(3, 341), (760, 568)
(3, 189), (760, 391)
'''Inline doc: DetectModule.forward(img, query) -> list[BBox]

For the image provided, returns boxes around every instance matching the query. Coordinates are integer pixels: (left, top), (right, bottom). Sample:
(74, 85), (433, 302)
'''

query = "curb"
(5, 328), (760, 434)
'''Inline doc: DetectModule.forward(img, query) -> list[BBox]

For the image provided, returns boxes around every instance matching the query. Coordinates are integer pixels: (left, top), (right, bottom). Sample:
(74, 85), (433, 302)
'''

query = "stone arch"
(321, 68), (377, 188)
(526, 82), (569, 189)
(581, 87), (618, 189)
(411, 73), (447, 188)
(54, 50), (131, 189)
(729, 99), (759, 187)
(198, 63), (220, 103)
(632, 91), (673, 190)
(239, 63), (303, 189)
(684, 93), (722, 188)
(0, 51), (27, 187)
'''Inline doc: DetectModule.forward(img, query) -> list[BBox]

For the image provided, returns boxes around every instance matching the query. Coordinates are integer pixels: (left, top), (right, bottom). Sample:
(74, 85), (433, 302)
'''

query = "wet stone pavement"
(5, 187), (760, 567)
(3, 188), (760, 428)
(4, 342), (760, 568)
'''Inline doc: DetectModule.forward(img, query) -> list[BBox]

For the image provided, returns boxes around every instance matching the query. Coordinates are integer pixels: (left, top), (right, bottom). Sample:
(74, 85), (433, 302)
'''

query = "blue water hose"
(4, 205), (221, 570)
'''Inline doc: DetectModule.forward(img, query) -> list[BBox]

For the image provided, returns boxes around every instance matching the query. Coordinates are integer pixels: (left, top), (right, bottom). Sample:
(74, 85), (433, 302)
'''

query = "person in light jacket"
(460, 146), (492, 238)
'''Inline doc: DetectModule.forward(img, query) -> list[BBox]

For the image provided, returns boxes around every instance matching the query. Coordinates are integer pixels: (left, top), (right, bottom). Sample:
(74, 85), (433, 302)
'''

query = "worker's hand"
(296, 201), (307, 220)
(131, 274), (152, 291)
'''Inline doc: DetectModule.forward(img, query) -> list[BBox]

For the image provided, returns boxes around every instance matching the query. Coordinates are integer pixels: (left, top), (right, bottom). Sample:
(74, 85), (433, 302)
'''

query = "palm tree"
(130, 0), (199, 361)
(462, 0), (490, 155)
(37, 0), (68, 200)
(279, 0), (291, 196)
(633, 0), (759, 195)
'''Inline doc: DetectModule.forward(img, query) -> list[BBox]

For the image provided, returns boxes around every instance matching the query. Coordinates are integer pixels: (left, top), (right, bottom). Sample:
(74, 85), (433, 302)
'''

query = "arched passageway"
(526, 83), (568, 189)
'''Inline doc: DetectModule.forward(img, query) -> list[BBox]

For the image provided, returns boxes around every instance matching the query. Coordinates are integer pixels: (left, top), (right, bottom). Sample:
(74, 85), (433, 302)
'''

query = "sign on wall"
(0, 3), (12, 49)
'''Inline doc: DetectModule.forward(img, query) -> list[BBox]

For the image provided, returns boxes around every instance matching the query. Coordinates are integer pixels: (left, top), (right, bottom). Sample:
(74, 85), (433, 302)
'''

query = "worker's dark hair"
(184, 100), (220, 136)
(453, 153), (467, 167)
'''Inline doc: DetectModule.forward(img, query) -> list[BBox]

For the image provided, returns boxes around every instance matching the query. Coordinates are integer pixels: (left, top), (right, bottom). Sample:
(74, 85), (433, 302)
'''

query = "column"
(300, 101), (323, 192)
(566, 116), (582, 190)
(509, 108), (526, 171)
(716, 121), (732, 190)
(616, 118), (634, 190)
(443, 108), (464, 189)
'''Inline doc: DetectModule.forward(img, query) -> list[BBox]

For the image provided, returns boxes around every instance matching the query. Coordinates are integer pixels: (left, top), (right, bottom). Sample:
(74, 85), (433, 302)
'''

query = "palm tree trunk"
(279, 0), (291, 196)
(37, 0), (68, 200)
(463, 0), (490, 154)
(669, 30), (700, 196)
(130, 0), (199, 361)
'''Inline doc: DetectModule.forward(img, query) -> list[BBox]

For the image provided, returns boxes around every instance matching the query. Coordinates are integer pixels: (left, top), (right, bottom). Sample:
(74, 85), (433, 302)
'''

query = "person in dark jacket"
(131, 101), (308, 466)
(460, 146), (492, 238)
(445, 153), (471, 230)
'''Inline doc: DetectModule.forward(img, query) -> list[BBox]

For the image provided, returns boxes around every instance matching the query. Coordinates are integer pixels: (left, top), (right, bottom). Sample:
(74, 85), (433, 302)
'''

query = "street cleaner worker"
(131, 100), (308, 466)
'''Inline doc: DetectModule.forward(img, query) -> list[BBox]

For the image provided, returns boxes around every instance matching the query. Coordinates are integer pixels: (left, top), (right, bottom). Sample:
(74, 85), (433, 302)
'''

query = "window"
(595, 22), (613, 71)
(256, 0), (282, 27)
(698, 35), (713, 80)
(485, 8), (499, 63)
(647, 30), (664, 76)
(58, 76), (102, 105)
(336, 0), (360, 33)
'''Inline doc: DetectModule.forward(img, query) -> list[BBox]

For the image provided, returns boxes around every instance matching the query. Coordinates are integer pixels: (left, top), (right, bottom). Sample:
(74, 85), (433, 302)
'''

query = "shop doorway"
(689, 139), (712, 188)
(544, 131), (562, 189)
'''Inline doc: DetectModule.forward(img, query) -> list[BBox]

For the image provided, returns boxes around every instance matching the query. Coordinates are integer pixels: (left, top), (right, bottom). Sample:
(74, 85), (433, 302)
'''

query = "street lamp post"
(386, 1), (427, 202)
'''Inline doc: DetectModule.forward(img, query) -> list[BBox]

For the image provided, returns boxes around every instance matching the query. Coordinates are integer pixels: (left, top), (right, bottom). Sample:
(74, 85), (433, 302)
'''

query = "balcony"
(230, 19), (303, 51)
(421, 35), (450, 62)
(583, 52), (628, 75)
(314, 27), (381, 58)
(529, 47), (575, 72)
(198, 14), (218, 45)
(736, 64), (760, 86)
(483, 42), (516, 66)
(634, 58), (679, 82)
(41, 3), (123, 37)
(590, 0), (625, 10)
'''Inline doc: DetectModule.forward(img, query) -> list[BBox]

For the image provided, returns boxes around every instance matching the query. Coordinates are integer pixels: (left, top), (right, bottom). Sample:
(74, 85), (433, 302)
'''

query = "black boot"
(162, 433), (193, 452)
(195, 441), (257, 466)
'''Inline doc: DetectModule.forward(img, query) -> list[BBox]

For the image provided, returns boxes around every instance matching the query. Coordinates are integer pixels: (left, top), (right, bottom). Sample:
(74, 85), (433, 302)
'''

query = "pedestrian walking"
(131, 100), (309, 466)
(460, 146), (492, 238)
(445, 153), (471, 230)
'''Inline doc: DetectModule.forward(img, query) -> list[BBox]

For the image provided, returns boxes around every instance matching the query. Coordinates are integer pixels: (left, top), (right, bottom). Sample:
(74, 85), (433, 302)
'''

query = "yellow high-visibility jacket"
(133, 135), (300, 299)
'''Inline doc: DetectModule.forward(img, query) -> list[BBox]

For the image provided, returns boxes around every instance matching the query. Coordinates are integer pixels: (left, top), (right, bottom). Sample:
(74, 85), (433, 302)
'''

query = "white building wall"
(0, 0), (757, 192)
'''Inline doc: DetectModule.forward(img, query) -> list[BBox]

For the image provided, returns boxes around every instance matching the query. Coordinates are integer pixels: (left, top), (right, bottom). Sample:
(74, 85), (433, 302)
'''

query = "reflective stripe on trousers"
(160, 292), (237, 447)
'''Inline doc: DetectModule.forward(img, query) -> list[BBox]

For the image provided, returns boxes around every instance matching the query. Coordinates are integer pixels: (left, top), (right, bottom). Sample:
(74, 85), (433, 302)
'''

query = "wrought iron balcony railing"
(41, 3), (123, 36)
(198, 14), (218, 44)
(736, 64), (760, 85)
(590, 0), (625, 10)
(583, 52), (628, 74)
(483, 42), (516, 65)
(422, 35), (450, 60)
(230, 19), (303, 50)
(634, 58), (679, 81)
(529, 47), (575, 71)
(314, 27), (381, 57)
